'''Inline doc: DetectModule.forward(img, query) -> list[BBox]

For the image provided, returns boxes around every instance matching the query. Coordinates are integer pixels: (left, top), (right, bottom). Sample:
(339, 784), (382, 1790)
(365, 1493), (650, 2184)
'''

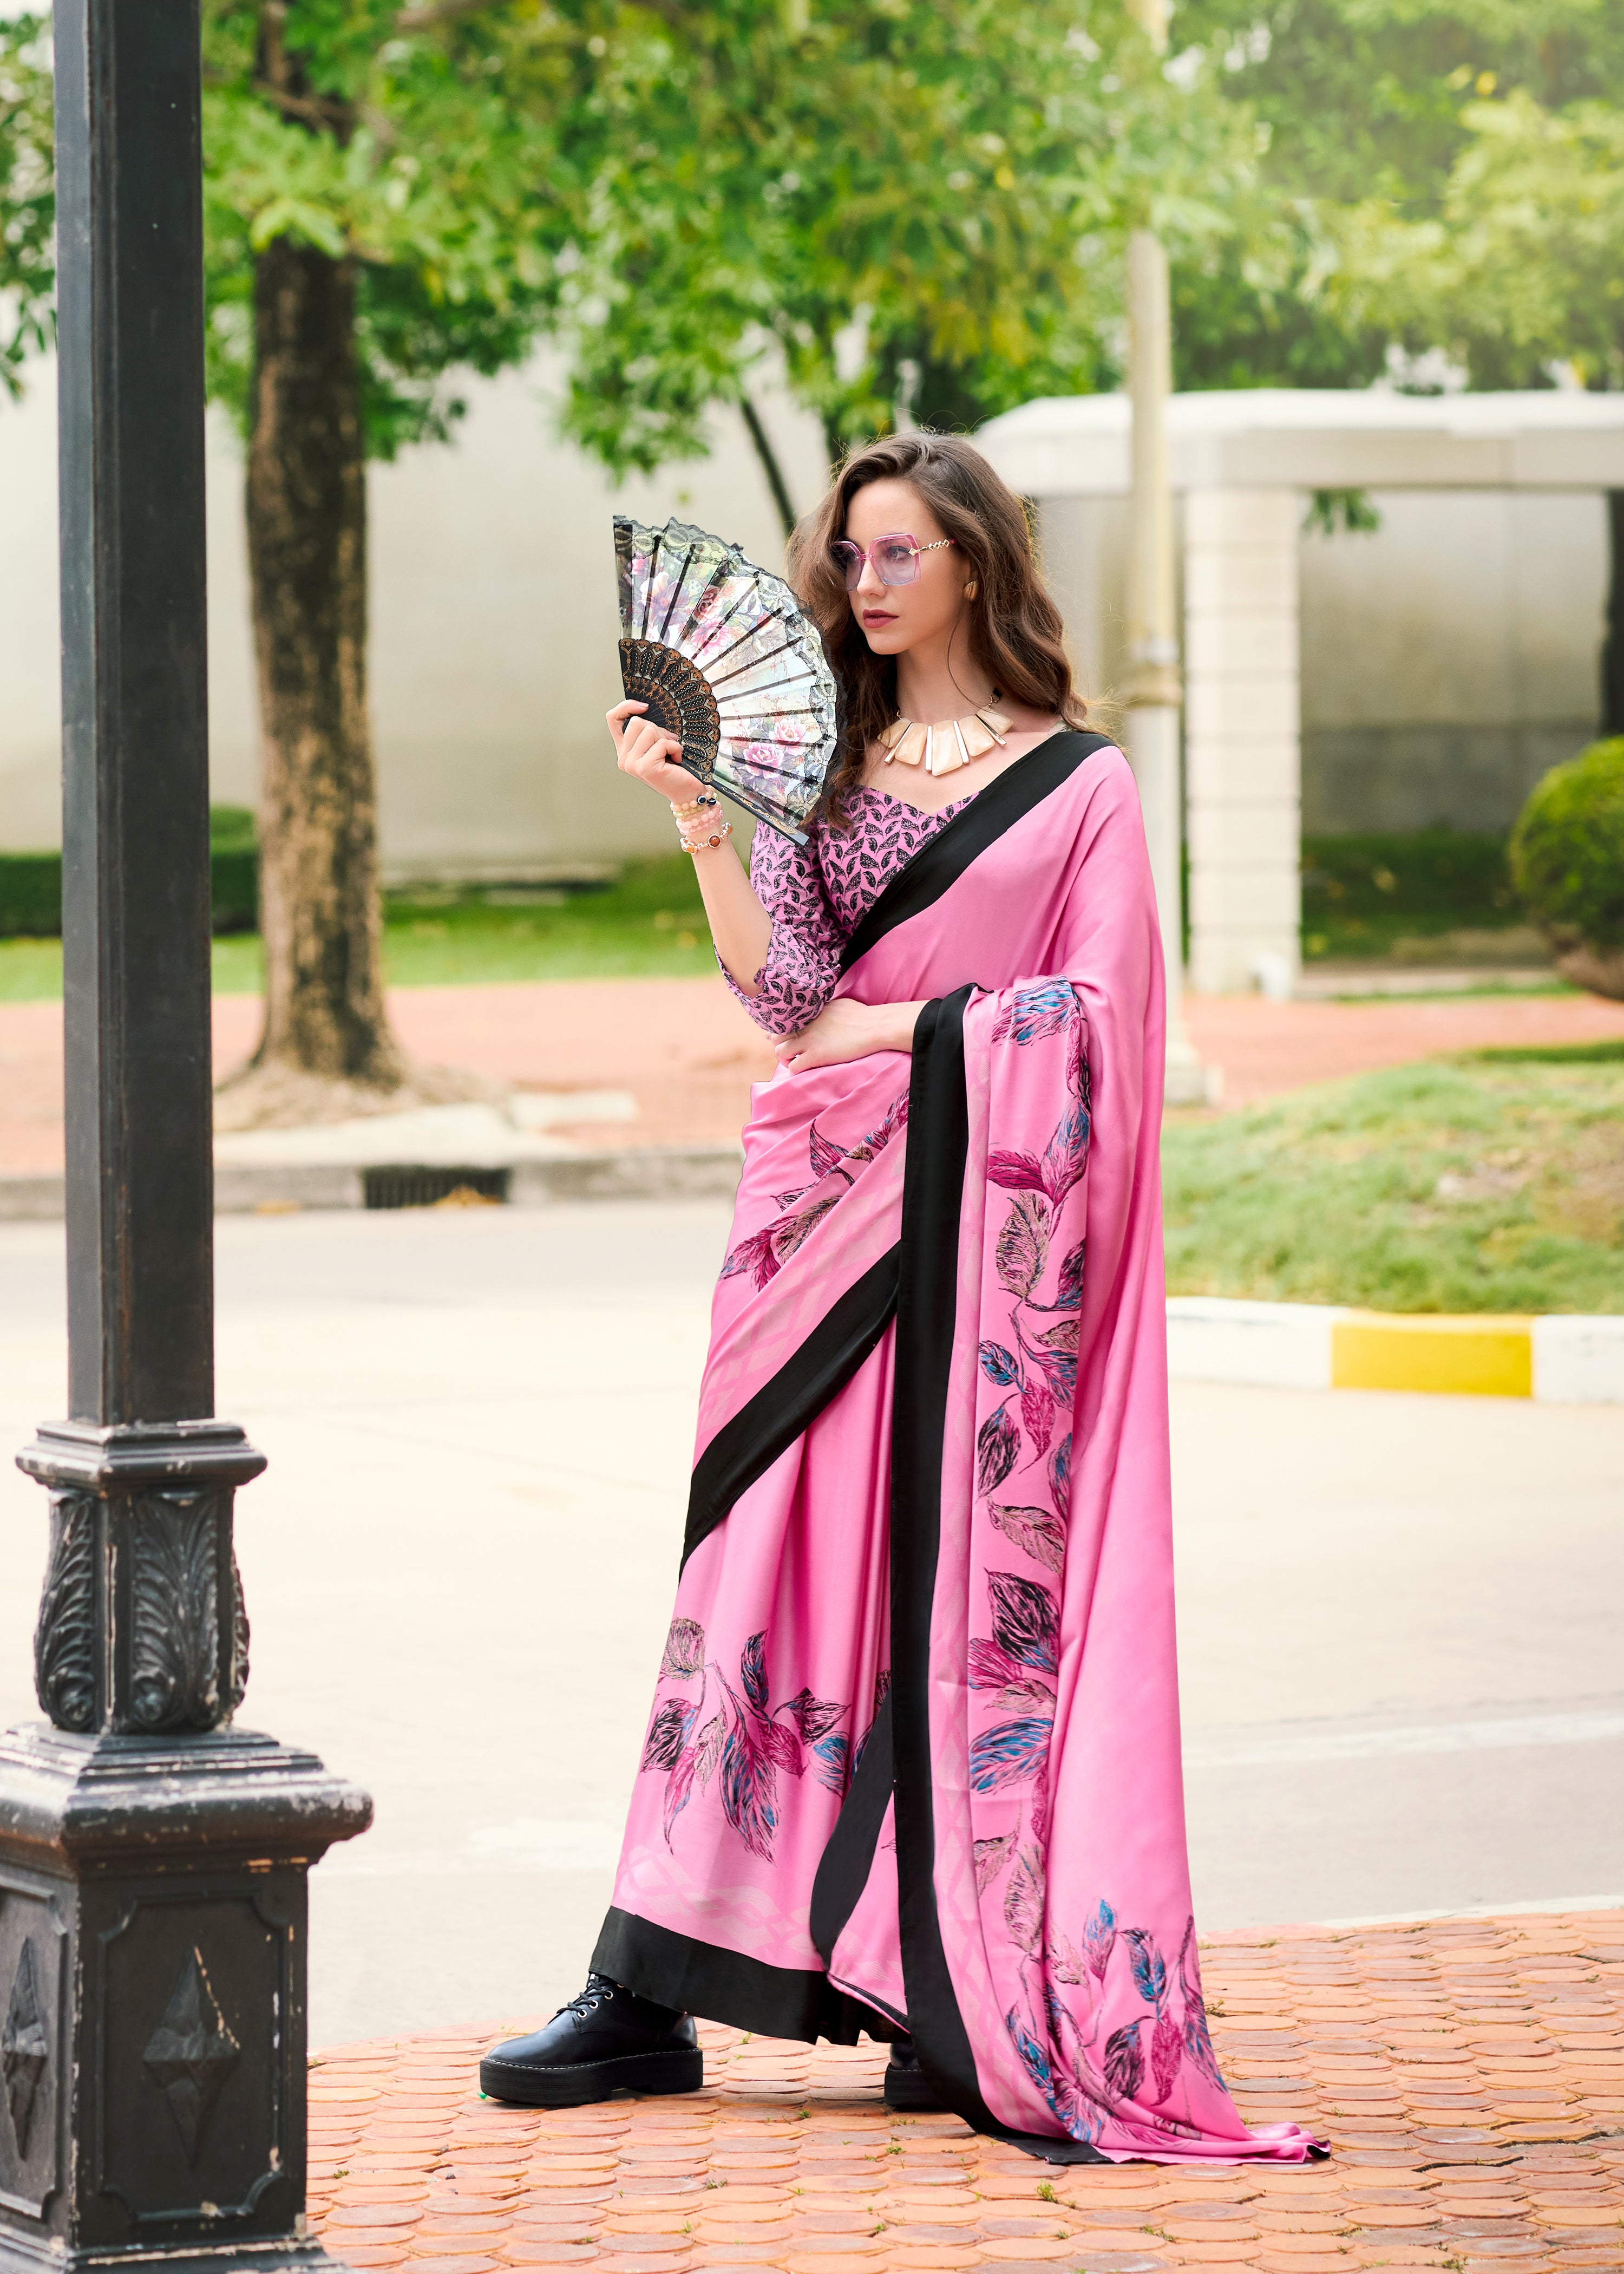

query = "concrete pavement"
(0, 1203), (1619, 2051)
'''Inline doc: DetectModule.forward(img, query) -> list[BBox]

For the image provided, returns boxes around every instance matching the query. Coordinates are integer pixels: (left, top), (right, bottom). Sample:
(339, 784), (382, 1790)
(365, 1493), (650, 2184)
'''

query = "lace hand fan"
(614, 514), (839, 842)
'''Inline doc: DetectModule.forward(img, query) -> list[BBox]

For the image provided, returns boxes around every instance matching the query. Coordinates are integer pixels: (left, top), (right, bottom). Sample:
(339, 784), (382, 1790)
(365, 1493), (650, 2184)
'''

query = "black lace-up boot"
(480, 1973), (702, 2107)
(883, 2033), (945, 2112)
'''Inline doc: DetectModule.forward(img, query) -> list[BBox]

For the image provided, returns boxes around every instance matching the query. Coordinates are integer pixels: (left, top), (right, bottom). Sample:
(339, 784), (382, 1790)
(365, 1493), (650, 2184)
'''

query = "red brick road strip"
(309, 1912), (1624, 2274)
(4, 983), (1624, 1180)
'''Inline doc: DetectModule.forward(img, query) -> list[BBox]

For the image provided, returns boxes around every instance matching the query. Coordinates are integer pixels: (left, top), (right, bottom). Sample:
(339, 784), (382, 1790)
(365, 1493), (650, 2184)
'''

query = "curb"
(1168, 1296), (1624, 1404)
(0, 1144), (744, 1223)
(6, 1159), (1615, 1403)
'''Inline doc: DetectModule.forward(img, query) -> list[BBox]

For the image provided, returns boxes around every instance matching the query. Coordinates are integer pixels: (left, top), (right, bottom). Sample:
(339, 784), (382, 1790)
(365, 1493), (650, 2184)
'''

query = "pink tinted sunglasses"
(829, 532), (956, 590)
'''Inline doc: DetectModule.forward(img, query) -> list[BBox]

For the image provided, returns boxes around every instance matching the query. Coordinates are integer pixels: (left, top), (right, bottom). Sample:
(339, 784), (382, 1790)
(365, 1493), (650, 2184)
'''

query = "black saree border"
(682, 1244), (900, 1572)
(591, 1906), (897, 2048)
(808, 1687), (894, 1965)
(890, 988), (1105, 2164)
(838, 729), (1114, 976)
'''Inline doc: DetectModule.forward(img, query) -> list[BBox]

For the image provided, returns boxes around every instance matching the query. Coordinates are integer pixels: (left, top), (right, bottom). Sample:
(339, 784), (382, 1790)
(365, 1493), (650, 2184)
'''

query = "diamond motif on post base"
(1, 1939), (49, 2154)
(142, 1946), (241, 2162)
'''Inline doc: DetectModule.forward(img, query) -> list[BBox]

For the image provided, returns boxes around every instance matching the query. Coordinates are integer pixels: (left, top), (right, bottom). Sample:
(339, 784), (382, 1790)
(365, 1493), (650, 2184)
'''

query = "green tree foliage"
(550, 0), (1255, 478)
(1332, 87), (1624, 389)
(1165, 0), (1624, 390)
(0, 15), (51, 398)
(2, 2), (1255, 473)
(198, 1), (581, 455)
(1, 4), (580, 436)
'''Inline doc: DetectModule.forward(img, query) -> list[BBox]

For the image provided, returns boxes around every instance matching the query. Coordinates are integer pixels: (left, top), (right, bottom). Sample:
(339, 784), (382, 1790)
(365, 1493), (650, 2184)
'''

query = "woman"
(482, 434), (1318, 2166)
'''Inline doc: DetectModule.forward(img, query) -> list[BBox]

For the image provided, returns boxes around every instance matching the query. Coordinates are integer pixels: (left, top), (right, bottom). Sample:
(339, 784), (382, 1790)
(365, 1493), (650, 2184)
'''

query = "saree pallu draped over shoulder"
(594, 735), (1321, 2165)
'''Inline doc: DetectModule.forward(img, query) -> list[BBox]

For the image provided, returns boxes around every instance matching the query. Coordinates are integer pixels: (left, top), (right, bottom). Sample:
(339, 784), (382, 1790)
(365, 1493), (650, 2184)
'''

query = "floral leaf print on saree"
(641, 1696), (696, 1770)
(1083, 1898), (1117, 1981)
(987, 1571), (1059, 1674)
(1003, 1845), (1046, 1954)
(974, 1830), (1017, 1893)
(995, 1190), (1050, 1299)
(990, 978), (1084, 1049)
(980, 977), (1233, 2145)
(660, 1616), (705, 1678)
(850, 1666), (892, 1778)
(978, 1340), (1020, 1387)
(1005, 1907), (1232, 2143)
(987, 1501), (1066, 1574)
(638, 1626), (854, 1860)
(968, 1715), (1053, 1794)
(722, 1087), (909, 1286)
(975, 1404), (1019, 1495)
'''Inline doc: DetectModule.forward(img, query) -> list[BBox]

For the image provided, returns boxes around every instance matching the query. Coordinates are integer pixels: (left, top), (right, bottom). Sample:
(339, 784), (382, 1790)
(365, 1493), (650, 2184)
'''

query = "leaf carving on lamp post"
(34, 1492), (98, 1734)
(230, 1550), (251, 1716)
(129, 1495), (224, 1734)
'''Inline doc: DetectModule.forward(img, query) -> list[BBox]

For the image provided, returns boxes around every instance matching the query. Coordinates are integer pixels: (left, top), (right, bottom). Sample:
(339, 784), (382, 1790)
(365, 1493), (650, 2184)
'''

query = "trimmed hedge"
(1510, 737), (1624, 955)
(1300, 828), (1514, 924)
(0, 805), (258, 938)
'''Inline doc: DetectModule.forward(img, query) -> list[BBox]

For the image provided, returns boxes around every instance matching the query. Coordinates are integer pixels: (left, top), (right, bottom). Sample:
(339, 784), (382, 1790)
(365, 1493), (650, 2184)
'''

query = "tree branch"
(739, 393), (798, 543)
(395, 0), (509, 30)
(251, 77), (353, 135)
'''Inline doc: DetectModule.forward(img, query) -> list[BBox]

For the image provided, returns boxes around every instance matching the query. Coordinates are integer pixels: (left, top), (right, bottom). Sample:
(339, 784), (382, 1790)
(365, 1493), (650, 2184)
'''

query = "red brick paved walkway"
(3, 982), (1623, 1179)
(307, 1911), (1624, 2274)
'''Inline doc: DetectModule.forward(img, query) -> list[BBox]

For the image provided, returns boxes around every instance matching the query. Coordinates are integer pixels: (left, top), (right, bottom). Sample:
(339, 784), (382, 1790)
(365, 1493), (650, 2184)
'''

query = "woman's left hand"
(776, 998), (926, 1075)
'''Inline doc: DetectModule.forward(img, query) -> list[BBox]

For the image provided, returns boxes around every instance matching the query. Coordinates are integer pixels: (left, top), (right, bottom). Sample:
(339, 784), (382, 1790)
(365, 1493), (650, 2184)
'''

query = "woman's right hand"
(608, 699), (705, 805)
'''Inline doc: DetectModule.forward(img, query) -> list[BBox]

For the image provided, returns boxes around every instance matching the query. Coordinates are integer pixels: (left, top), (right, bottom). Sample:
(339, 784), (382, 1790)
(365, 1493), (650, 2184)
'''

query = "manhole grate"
(362, 1165), (511, 1211)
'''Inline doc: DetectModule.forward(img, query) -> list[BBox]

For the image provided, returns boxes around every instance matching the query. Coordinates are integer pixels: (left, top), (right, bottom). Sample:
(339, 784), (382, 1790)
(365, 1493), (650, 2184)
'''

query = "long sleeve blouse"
(719, 787), (968, 1037)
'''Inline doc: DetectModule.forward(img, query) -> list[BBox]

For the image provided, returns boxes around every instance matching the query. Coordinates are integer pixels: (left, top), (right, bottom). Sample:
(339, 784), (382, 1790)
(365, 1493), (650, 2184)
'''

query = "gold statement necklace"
(878, 693), (1013, 778)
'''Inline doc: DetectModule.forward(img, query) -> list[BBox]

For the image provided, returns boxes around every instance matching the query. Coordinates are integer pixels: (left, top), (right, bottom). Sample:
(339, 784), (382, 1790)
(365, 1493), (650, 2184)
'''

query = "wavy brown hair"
(787, 431), (1090, 826)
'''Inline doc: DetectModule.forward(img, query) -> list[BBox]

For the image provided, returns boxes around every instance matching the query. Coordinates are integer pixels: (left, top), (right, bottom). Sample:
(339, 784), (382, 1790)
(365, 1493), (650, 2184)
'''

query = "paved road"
(1, 1203), (1619, 2051)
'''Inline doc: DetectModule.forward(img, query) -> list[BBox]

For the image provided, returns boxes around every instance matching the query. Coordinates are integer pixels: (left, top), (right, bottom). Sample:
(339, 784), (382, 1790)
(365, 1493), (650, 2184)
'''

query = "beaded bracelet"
(679, 822), (733, 856)
(671, 794), (720, 823)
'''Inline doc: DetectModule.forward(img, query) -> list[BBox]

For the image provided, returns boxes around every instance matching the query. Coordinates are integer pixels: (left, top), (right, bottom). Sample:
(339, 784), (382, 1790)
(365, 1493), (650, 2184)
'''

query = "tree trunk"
(245, 236), (402, 1088)
(739, 393), (798, 543)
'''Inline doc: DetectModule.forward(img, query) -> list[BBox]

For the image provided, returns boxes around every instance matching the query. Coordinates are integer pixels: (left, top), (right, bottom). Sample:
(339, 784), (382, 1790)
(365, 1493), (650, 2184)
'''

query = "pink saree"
(594, 734), (1319, 2165)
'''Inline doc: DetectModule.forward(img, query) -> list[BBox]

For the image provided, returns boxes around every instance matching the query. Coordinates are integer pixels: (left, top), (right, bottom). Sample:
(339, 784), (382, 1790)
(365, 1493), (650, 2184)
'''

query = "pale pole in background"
(1121, 0), (1213, 1106)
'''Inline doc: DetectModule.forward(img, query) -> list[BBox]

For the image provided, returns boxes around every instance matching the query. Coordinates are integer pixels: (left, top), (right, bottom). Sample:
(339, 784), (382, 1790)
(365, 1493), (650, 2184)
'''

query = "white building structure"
(2, 375), (1618, 994)
(979, 389), (1622, 995)
(0, 356), (829, 877)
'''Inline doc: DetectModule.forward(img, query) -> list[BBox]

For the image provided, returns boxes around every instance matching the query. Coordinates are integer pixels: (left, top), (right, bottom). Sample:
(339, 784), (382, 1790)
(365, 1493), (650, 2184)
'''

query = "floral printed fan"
(614, 514), (839, 842)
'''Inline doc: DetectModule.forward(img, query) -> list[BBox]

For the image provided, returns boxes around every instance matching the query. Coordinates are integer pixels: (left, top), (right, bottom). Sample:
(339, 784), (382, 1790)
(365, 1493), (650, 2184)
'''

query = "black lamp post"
(0, 3), (370, 2266)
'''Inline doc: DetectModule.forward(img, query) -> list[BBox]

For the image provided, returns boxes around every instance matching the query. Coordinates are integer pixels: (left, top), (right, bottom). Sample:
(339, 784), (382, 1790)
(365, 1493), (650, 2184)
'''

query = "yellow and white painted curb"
(1166, 1297), (1624, 1402)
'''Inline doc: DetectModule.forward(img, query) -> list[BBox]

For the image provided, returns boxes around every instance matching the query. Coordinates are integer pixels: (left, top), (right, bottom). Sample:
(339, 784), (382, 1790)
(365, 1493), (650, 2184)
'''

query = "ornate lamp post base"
(0, 1723), (368, 2274)
(19, 1), (373, 2261)
(0, 1428), (370, 2274)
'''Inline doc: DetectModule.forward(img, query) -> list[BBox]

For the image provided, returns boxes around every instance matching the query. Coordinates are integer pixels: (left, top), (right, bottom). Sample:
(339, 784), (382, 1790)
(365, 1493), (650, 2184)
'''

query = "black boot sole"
(883, 2062), (946, 2113)
(480, 2043), (703, 2108)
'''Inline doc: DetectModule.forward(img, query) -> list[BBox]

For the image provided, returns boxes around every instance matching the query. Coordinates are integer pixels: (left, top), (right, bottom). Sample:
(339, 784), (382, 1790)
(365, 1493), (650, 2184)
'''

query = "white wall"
(0, 354), (828, 871)
(1297, 489), (1605, 832)
(1038, 487), (1605, 836)
(3, 365), (1608, 865)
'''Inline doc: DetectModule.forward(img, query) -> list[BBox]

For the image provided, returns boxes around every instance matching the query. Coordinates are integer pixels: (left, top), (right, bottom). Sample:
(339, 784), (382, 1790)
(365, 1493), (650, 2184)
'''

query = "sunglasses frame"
(829, 532), (957, 590)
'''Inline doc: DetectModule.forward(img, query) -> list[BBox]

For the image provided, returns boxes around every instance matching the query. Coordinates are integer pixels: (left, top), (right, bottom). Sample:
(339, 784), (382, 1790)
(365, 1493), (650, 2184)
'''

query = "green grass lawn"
(0, 855), (717, 1002)
(1163, 1042), (1624, 1314)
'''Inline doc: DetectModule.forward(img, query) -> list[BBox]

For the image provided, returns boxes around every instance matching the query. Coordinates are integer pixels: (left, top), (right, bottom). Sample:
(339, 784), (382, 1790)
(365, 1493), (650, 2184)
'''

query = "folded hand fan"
(614, 514), (839, 842)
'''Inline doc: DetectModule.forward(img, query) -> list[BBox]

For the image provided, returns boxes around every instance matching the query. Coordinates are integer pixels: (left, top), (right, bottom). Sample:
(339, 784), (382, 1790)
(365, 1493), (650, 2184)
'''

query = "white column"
(1120, 239), (1213, 1101)
(1184, 487), (1302, 997)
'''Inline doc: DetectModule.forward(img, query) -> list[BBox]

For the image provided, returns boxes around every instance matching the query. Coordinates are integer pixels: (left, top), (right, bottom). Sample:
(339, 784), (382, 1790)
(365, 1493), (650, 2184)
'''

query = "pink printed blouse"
(722, 786), (970, 1036)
